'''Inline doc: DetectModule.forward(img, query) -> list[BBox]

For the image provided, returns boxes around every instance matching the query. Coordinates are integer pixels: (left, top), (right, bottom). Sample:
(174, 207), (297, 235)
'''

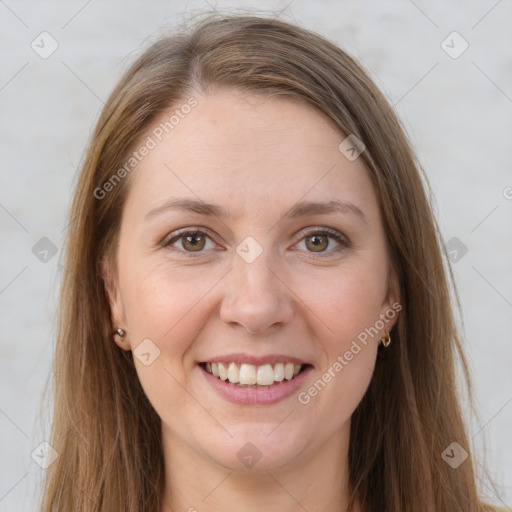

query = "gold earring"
(380, 330), (391, 348)
(112, 328), (126, 341)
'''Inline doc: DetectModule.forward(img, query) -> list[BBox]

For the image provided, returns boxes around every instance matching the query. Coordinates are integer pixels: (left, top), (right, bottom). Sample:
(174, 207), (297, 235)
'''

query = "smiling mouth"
(199, 361), (311, 388)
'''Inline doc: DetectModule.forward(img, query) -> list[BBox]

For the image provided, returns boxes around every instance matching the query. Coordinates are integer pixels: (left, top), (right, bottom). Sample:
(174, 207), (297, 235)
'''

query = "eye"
(294, 227), (350, 257)
(163, 229), (217, 255)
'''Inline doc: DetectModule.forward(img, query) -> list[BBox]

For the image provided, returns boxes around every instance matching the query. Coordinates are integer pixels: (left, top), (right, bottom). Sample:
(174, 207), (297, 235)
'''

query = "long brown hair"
(41, 12), (502, 512)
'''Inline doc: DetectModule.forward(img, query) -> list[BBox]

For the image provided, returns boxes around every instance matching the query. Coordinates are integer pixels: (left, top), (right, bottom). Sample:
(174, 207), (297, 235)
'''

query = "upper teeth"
(204, 362), (302, 385)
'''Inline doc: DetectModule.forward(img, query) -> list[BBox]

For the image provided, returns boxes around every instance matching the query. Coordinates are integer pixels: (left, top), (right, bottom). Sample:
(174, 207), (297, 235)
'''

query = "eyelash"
(162, 226), (350, 259)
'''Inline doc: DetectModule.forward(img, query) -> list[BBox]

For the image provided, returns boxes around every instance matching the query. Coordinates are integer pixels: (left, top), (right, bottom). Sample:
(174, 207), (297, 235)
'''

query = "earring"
(379, 330), (391, 348)
(112, 328), (126, 341)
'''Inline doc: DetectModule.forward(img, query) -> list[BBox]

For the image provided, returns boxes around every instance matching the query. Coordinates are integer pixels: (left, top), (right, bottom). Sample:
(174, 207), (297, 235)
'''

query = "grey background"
(1, 0), (511, 510)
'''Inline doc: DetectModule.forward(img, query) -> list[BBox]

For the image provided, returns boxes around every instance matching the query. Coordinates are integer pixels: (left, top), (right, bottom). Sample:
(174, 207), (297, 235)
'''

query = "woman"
(41, 13), (505, 512)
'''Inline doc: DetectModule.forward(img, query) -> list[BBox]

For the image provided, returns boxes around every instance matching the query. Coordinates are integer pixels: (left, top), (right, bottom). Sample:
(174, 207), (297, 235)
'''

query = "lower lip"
(199, 364), (313, 406)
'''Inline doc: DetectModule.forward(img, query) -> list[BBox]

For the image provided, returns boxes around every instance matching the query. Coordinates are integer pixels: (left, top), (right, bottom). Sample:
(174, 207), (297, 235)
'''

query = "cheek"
(301, 259), (386, 349)
(120, 258), (222, 356)
(294, 267), (381, 430)
(118, 262), (221, 425)
(306, 344), (376, 436)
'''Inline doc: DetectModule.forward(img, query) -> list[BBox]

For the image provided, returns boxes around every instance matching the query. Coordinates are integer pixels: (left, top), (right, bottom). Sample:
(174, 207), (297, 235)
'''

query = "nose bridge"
(236, 246), (278, 295)
(220, 239), (294, 333)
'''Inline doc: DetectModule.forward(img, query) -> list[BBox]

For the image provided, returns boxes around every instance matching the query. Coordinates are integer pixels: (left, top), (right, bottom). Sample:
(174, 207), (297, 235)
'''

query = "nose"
(219, 249), (294, 335)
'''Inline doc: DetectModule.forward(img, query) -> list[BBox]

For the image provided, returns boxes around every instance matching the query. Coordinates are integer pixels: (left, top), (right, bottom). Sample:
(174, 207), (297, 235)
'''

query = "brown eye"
(164, 230), (215, 254)
(295, 228), (349, 258)
(305, 234), (329, 252)
(181, 233), (206, 251)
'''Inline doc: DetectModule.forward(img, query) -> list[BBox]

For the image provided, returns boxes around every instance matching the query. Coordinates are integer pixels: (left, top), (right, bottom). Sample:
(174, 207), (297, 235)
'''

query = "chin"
(204, 428), (304, 472)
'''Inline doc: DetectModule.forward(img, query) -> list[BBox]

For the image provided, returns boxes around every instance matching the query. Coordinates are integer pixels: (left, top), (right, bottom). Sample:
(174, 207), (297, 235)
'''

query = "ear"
(100, 256), (131, 350)
(380, 265), (401, 333)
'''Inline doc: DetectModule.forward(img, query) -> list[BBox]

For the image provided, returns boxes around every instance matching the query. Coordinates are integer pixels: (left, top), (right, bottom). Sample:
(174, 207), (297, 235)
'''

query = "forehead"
(123, 89), (379, 222)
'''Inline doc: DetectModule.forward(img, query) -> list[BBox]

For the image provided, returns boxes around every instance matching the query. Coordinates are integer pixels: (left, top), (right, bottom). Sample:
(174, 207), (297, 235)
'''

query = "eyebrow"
(144, 197), (367, 224)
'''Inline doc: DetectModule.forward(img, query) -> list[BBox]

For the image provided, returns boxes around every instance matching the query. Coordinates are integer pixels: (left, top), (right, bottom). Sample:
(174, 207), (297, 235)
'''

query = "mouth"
(198, 361), (312, 389)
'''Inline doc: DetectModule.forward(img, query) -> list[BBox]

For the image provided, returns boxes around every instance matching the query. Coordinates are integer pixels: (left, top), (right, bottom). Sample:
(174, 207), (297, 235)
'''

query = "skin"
(103, 87), (399, 512)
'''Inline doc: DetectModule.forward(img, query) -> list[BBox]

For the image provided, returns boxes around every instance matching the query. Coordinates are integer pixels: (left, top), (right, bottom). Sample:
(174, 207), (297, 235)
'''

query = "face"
(103, 88), (399, 473)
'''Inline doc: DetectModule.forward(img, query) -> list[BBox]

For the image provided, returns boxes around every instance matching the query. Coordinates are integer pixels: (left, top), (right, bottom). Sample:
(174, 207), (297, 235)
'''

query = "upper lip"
(199, 353), (312, 367)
